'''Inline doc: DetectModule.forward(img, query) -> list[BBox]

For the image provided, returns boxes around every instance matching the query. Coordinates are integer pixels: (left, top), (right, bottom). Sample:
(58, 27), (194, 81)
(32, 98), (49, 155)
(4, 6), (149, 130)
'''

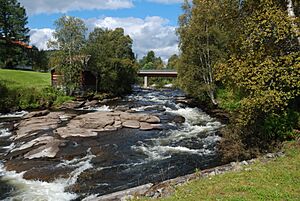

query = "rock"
(140, 122), (154, 130)
(95, 183), (153, 201)
(113, 121), (122, 128)
(241, 161), (248, 166)
(266, 153), (275, 158)
(172, 115), (185, 123)
(24, 140), (62, 159)
(15, 112), (63, 139)
(59, 101), (85, 109)
(12, 136), (55, 152)
(122, 120), (140, 129)
(23, 167), (72, 182)
(140, 115), (161, 123)
(23, 110), (50, 119)
(56, 127), (98, 138)
(115, 105), (130, 112)
(84, 100), (99, 108)
(104, 125), (117, 131)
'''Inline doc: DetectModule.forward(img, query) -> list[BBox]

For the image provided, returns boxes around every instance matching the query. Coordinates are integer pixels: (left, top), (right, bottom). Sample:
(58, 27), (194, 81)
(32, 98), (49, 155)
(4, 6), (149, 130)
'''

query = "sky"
(19, 0), (184, 61)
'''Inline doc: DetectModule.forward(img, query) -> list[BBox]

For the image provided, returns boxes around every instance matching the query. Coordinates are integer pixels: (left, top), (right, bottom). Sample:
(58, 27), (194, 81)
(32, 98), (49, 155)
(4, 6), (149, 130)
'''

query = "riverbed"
(0, 87), (222, 200)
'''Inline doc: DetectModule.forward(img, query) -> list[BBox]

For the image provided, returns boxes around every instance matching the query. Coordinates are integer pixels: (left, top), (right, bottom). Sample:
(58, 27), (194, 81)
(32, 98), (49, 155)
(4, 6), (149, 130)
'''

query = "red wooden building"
(51, 68), (97, 90)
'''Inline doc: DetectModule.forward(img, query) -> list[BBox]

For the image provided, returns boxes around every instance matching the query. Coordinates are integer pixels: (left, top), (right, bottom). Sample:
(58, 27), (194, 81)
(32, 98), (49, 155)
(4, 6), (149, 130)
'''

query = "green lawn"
(138, 141), (300, 201)
(0, 69), (51, 89)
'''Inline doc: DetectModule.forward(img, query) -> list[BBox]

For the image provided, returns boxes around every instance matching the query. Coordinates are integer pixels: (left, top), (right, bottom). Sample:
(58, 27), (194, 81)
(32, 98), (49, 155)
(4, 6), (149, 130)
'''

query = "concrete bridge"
(137, 69), (178, 88)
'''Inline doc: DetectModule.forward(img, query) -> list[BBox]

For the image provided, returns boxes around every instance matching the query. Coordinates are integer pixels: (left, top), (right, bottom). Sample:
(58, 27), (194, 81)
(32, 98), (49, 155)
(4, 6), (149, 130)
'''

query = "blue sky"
(19, 0), (184, 61)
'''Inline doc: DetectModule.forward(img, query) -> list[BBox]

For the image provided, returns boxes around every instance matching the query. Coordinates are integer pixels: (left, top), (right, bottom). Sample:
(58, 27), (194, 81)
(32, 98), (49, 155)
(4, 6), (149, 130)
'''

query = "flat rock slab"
(15, 112), (64, 139)
(55, 111), (161, 138)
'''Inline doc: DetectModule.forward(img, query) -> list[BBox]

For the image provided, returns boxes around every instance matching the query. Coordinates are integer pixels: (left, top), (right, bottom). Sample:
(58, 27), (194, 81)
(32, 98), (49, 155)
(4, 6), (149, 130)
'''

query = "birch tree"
(48, 16), (87, 94)
(177, 0), (239, 104)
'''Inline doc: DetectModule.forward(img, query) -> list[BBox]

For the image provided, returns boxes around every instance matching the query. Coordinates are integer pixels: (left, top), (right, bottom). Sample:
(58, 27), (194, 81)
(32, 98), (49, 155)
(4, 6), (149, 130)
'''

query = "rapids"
(0, 87), (222, 200)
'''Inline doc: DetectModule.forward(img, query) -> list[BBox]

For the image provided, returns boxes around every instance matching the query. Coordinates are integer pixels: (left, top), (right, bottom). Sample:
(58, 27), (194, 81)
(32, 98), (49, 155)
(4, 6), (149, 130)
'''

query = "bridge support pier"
(144, 76), (148, 88)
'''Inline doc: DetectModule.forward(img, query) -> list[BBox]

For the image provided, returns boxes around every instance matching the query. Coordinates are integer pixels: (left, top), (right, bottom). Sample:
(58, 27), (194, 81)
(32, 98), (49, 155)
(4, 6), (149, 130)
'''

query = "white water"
(0, 128), (12, 138)
(0, 89), (222, 199)
(0, 151), (95, 201)
(0, 111), (28, 119)
(130, 92), (222, 162)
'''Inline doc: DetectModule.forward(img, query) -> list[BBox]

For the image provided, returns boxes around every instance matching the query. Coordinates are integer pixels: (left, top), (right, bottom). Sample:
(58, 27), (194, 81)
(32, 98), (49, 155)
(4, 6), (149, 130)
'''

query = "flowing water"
(0, 87), (222, 200)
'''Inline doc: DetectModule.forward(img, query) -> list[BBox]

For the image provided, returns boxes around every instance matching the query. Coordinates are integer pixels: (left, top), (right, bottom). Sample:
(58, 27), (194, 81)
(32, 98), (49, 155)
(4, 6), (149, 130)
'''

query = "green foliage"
(216, 88), (242, 111)
(0, 0), (30, 68)
(0, 69), (70, 112)
(139, 51), (164, 70)
(166, 54), (179, 69)
(86, 27), (137, 95)
(48, 16), (87, 95)
(216, 0), (300, 125)
(263, 110), (299, 140)
(177, 0), (239, 104)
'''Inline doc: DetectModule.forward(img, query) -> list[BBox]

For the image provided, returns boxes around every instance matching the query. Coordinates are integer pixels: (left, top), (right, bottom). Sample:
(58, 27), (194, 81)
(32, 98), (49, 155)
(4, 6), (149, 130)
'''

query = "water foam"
(0, 128), (12, 138)
(0, 111), (28, 119)
(0, 151), (95, 201)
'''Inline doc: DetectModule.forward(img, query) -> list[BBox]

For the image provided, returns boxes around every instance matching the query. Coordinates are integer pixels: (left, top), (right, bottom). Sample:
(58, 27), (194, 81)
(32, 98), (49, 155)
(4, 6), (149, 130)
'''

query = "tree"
(217, 0), (300, 120)
(48, 16), (87, 94)
(166, 54), (179, 69)
(177, 0), (239, 104)
(86, 27), (136, 95)
(0, 0), (30, 67)
(139, 50), (164, 69)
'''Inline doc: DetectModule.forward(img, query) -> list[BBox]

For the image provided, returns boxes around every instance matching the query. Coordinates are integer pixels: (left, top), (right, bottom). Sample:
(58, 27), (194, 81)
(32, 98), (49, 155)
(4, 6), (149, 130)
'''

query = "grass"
(136, 141), (300, 201)
(0, 69), (71, 111)
(0, 69), (51, 90)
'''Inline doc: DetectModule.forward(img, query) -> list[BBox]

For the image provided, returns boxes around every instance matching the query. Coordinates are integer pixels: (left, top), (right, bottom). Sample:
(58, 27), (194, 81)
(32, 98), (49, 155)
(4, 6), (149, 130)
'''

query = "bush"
(262, 110), (300, 141)
(0, 81), (72, 112)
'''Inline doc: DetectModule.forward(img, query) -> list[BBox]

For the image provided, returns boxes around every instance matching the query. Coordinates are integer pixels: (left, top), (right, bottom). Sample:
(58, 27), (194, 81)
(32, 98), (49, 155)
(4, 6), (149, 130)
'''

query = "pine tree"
(0, 0), (30, 67)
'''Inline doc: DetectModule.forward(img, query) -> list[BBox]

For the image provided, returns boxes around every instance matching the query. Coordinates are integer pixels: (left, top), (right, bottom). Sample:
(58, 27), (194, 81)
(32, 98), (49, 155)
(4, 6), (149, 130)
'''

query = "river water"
(0, 87), (222, 200)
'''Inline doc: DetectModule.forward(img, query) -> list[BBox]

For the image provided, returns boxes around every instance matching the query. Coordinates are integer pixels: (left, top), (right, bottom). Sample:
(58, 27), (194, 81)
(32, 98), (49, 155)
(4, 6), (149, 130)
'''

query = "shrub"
(262, 110), (300, 141)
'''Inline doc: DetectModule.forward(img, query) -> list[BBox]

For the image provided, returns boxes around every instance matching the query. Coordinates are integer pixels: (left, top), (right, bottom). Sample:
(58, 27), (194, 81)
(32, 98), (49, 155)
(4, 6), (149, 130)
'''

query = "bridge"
(137, 70), (178, 88)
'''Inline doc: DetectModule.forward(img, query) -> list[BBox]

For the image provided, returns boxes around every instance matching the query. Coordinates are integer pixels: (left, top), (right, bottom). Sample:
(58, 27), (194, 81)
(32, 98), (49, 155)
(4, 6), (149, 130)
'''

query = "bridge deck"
(137, 70), (178, 77)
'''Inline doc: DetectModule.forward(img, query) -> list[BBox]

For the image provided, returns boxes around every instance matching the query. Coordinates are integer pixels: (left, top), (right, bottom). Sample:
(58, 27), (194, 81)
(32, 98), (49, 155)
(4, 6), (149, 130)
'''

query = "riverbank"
(131, 140), (300, 200)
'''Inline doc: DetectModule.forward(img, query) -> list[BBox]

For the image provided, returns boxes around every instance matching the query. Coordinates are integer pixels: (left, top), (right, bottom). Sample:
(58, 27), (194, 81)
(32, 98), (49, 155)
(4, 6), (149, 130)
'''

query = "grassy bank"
(137, 141), (300, 201)
(0, 69), (71, 112)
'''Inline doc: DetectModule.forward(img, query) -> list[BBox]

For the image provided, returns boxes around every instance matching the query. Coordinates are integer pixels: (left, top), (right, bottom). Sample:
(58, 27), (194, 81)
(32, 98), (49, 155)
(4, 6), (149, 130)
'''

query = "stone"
(84, 100), (99, 108)
(55, 127), (98, 138)
(15, 112), (63, 139)
(140, 115), (161, 123)
(113, 121), (122, 128)
(140, 122), (154, 131)
(59, 101), (85, 109)
(122, 120), (140, 129)
(23, 110), (50, 119)
(12, 136), (55, 152)
(115, 105), (130, 112)
(172, 115), (185, 123)
(104, 125), (117, 131)
(24, 140), (61, 159)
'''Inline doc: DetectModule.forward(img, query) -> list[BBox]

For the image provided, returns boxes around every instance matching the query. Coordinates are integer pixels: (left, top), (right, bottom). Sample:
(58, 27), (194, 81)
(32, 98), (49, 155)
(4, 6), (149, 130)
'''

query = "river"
(0, 87), (222, 200)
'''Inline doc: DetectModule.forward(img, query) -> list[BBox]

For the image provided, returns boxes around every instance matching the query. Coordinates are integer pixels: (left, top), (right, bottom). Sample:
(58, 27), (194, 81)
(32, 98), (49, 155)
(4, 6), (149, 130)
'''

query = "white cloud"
(85, 16), (179, 61)
(29, 16), (179, 61)
(19, 0), (133, 15)
(29, 28), (54, 50)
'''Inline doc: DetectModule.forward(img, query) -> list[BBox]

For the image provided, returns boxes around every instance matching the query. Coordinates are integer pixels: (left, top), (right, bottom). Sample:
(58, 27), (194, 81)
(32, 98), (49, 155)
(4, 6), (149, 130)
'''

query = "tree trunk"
(287, 0), (300, 45)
